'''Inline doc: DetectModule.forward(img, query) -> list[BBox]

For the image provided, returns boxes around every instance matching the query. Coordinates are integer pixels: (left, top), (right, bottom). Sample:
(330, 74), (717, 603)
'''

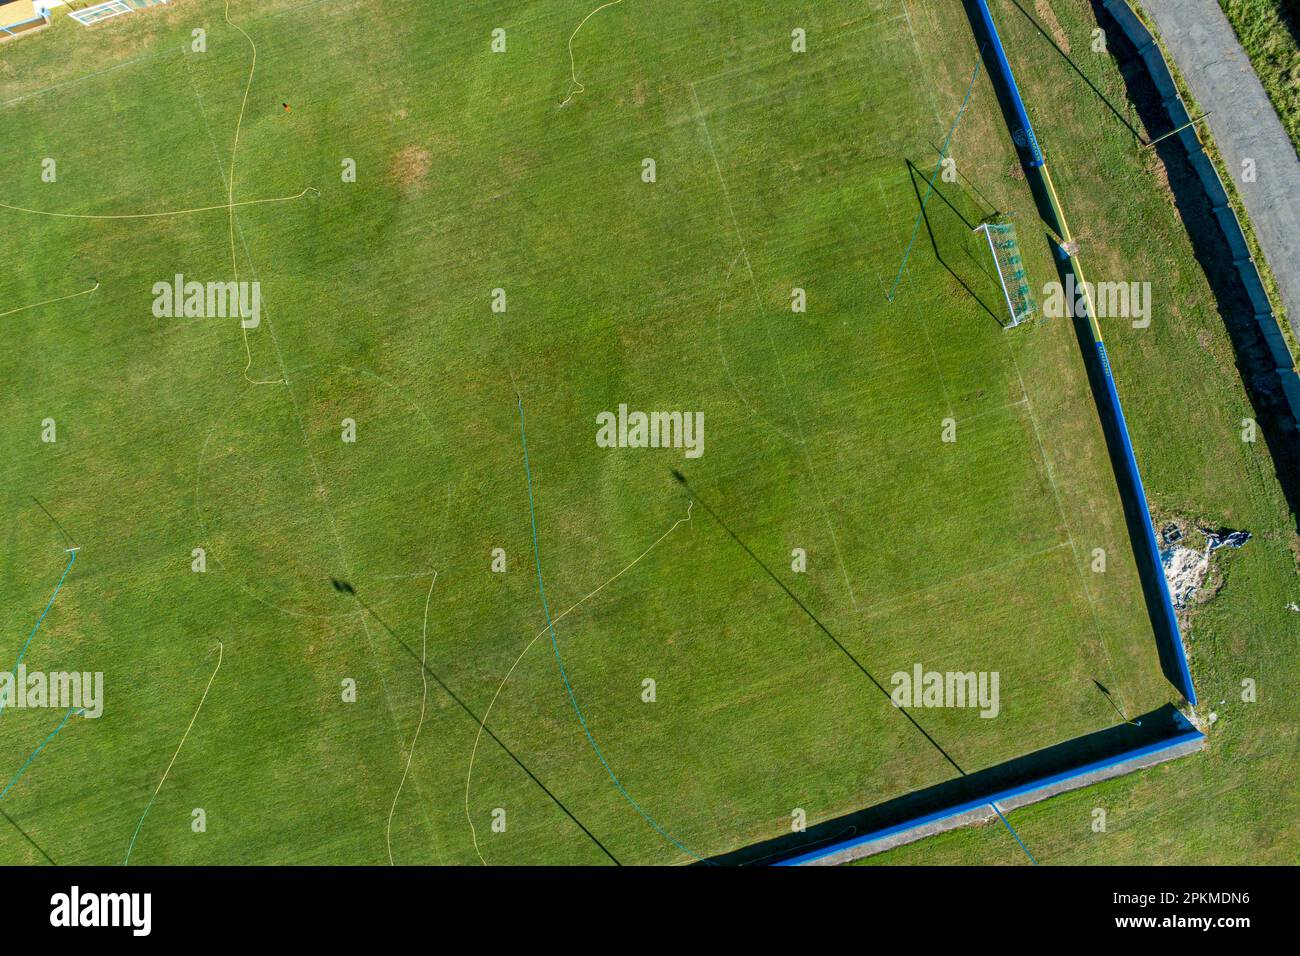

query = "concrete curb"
(1109, 0), (1300, 431)
(800, 735), (1206, 865)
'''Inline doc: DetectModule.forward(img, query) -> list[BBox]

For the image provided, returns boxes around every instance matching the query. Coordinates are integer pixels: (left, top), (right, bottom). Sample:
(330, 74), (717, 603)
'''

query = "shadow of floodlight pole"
(1006, 0), (1146, 142)
(329, 578), (621, 865)
(0, 807), (57, 866)
(669, 470), (1039, 864)
(1093, 679), (1142, 726)
(667, 472), (967, 778)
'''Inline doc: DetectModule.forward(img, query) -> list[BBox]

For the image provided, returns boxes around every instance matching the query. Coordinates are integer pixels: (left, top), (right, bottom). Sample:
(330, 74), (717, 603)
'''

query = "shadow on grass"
(1089, 0), (1300, 533)
(669, 473), (1173, 866)
(329, 578), (622, 866)
(1064, 304), (1199, 700)
(707, 703), (1191, 865)
(961, 0), (1300, 699)
(1272, 0), (1300, 49)
(902, 158), (1004, 327)
(1006, 0), (1145, 142)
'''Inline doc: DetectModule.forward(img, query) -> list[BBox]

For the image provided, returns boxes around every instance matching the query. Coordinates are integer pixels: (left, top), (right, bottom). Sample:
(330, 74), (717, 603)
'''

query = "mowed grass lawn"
(0, 0), (1174, 865)
(864, 0), (1300, 865)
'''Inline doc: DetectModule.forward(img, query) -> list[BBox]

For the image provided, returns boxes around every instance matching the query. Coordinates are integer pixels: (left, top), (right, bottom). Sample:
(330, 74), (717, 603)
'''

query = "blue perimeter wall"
(971, 0), (1195, 705)
(972, 0), (1195, 706)
(776, 722), (1203, 866)
(1099, 0), (1300, 443)
(775, 0), (1205, 866)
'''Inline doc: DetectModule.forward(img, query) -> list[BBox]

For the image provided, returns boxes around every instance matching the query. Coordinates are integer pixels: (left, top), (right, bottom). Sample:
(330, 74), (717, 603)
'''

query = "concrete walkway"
(1141, 0), (1300, 339)
(800, 734), (1206, 865)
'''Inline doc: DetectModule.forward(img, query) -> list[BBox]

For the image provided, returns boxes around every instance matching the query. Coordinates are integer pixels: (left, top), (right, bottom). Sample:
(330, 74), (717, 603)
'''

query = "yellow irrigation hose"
(464, 500), (693, 865)
(225, 0), (286, 386)
(123, 641), (223, 865)
(0, 0), (317, 387)
(0, 280), (98, 319)
(386, 571), (437, 866)
(0, 187), (316, 222)
(559, 0), (625, 107)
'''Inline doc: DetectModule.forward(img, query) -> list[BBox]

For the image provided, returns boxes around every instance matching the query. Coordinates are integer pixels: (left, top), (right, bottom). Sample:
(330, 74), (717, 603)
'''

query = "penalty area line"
(886, 49), (983, 303)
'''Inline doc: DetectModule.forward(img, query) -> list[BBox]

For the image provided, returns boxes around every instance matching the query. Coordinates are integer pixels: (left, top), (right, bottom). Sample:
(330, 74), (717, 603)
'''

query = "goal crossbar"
(975, 220), (1035, 328)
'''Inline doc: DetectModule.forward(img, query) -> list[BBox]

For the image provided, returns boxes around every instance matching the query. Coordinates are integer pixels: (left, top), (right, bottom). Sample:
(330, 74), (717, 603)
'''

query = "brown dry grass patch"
(390, 144), (432, 194)
(1035, 0), (1071, 54)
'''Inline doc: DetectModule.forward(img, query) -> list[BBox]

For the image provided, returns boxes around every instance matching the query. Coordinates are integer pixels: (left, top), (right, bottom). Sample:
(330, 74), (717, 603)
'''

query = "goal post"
(69, 0), (169, 27)
(69, 1), (132, 25)
(975, 219), (1035, 328)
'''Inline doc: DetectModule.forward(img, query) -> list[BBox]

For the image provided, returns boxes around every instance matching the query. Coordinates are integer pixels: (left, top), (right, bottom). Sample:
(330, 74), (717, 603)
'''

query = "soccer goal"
(69, 1), (132, 25)
(975, 220), (1035, 328)
(69, 0), (167, 27)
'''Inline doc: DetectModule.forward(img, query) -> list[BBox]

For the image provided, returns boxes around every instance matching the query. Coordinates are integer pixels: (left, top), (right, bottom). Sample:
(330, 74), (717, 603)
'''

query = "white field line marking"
(959, 395), (1030, 425)
(186, 59), (442, 853)
(0, 49), (174, 111)
(687, 12), (909, 90)
(0, 280), (98, 319)
(123, 642), (223, 865)
(244, 0), (348, 30)
(852, 540), (1072, 624)
(714, 250), (799, 444)
(375, 568), (439, 581)
(465, 500), (694, 865)
(689, 81), (858, 609)
(899, 0), (942, 133)
(386, 571), (437, 866)
(559, 0), (625, 108)
(907, 265), (955, 418)
(1004, 342), (1127, 707)
(879, 176), (954, 417)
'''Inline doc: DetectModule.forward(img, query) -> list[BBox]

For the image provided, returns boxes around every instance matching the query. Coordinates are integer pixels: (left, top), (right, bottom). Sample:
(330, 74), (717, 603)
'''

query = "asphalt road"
(1142, 0), (1300, 339)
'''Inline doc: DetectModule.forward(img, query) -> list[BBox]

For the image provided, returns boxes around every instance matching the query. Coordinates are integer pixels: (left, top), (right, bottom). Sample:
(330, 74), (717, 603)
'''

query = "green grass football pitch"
(0, 0), (1180, 864)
